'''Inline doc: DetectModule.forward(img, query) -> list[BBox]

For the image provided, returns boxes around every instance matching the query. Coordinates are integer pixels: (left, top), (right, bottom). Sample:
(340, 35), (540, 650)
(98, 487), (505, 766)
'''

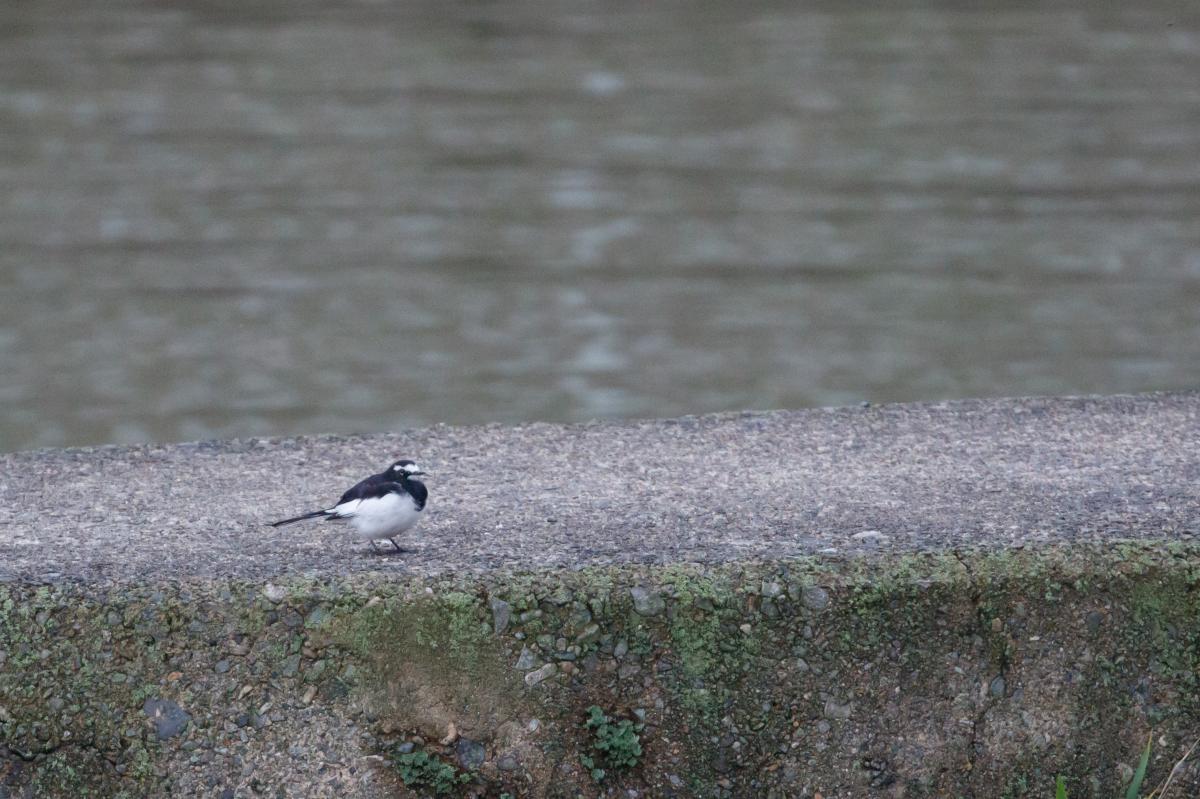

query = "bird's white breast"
(332, 492), (423, 540)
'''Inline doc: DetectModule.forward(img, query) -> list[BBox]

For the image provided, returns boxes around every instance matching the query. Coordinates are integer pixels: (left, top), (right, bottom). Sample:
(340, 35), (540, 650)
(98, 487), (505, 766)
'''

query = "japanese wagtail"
(271, 459), (428, 553)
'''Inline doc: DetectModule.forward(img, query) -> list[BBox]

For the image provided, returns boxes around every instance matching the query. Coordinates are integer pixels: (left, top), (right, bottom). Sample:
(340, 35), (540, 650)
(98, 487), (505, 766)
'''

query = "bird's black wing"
(276, 471), (411, 527)
(326, 479), (407, 519)
(335, 473), (397, 506)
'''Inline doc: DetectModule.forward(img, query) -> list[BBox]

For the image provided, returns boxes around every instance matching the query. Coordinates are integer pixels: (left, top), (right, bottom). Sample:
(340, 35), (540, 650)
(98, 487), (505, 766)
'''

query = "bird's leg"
(369, 540), (383, 555)
(389, 538), (404, 553)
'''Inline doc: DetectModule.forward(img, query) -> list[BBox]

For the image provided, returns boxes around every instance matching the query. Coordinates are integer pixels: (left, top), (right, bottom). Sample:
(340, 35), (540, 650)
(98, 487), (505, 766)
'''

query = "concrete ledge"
(2, 393), (1199, 797)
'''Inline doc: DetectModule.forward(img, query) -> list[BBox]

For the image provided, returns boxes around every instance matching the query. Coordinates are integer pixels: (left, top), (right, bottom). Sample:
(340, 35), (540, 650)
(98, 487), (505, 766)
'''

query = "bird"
(270, 459), (428, 554)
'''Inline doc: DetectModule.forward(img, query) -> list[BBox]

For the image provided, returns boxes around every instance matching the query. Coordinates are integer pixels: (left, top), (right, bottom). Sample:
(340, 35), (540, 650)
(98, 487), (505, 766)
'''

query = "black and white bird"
(270, 459), (428, 553)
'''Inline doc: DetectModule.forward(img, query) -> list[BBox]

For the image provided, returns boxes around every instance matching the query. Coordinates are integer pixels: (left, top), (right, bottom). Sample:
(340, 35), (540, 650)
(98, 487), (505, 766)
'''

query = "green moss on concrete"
(29, 751), (87, 796)
(5, 542), (1200, 796)
(329, 588), (493, 672)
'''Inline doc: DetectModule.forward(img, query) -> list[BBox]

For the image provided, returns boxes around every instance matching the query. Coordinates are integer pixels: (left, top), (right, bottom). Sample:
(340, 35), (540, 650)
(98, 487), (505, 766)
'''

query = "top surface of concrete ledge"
(1, 392), (1197, 585)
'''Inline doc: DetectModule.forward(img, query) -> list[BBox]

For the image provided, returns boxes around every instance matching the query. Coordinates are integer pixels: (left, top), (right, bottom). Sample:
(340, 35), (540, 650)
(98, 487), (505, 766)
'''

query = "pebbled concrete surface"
(1, 392), (1197, 584)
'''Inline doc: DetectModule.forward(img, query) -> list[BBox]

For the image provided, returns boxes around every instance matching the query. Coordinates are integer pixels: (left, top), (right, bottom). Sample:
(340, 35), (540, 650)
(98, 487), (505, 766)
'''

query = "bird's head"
(389, 459), (427, 479)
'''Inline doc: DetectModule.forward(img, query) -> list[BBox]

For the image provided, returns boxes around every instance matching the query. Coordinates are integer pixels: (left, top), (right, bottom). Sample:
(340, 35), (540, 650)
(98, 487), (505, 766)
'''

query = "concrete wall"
(2, 393), (1199, 796)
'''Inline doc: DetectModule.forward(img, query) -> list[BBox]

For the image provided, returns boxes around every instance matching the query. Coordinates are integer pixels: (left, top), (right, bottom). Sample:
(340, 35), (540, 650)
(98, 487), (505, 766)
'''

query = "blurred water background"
(2, 1), (1198, 452)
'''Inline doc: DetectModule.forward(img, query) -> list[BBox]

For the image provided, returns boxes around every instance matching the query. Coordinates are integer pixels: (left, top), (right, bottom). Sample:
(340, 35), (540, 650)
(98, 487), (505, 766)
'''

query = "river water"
(2, 1), (1198, 451)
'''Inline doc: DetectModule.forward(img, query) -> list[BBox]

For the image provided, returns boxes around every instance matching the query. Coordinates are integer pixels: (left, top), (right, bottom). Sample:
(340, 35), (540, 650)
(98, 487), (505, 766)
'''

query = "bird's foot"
(367, 539), (408, 556)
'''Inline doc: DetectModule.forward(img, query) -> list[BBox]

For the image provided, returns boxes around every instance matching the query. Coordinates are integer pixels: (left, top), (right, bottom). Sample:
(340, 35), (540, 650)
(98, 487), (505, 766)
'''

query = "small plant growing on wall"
(580, 705), (643, 782)
(392, 749), (471, 795)
(1054, 736), (1162, 799)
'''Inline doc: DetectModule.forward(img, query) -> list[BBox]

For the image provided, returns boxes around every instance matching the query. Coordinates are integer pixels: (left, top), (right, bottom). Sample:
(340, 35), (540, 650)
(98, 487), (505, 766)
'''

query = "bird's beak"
(410, 471), (427, 477)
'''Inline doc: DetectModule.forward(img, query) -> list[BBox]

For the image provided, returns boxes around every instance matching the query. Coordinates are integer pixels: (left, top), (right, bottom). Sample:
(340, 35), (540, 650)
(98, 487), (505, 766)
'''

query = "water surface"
(2, 1), (1198, 451)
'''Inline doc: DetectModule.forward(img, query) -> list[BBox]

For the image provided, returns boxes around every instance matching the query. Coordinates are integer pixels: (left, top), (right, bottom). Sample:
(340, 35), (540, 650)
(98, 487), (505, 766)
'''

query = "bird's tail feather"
(270, 509), (331, 527)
